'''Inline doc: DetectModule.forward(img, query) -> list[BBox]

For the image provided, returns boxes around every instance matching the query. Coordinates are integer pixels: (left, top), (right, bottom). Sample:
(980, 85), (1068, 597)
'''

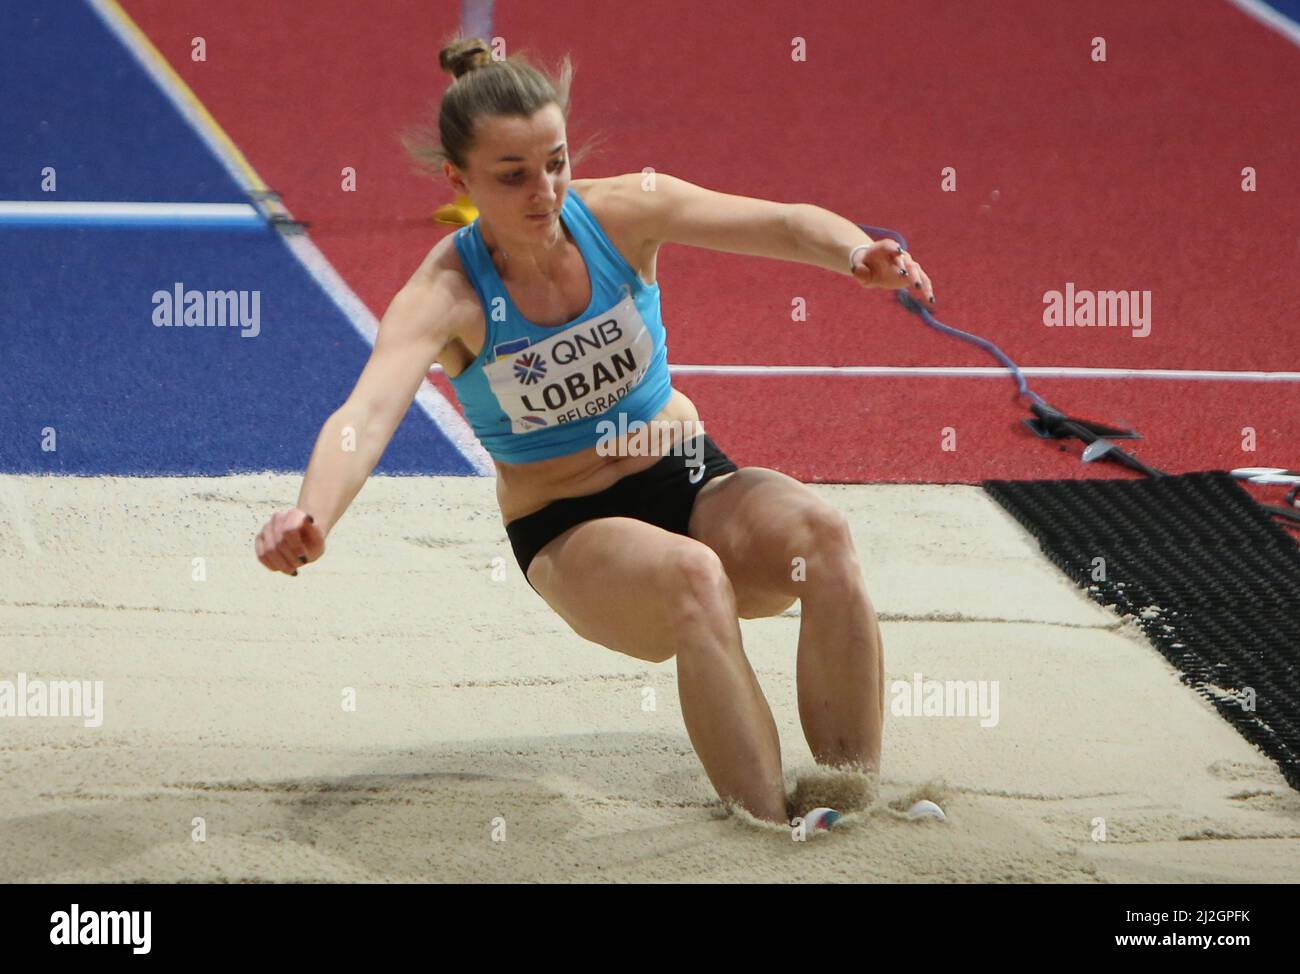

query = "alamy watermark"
(1043, 282), (1150, 337)
(152, 282), (261, 337)
(50, 905), (150, 954)
(595, 414), (706, 467)
(890, 672), (999, 728)
(0, 673), (104, 728)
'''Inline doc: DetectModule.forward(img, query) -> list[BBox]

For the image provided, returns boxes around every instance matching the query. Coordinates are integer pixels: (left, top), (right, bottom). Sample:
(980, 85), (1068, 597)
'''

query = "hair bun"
(440, 39), (493, 79)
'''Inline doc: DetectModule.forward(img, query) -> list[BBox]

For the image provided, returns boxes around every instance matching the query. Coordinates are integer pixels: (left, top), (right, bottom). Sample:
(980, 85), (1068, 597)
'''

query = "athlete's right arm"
(254, 271), (462, 575)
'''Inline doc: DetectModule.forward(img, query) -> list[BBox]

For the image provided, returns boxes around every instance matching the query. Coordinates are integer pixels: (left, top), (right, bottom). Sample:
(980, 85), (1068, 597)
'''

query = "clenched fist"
(255, 508), (325, 576)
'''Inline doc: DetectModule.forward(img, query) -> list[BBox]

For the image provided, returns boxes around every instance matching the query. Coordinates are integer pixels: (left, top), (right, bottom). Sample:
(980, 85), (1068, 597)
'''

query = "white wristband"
(848, 243), (871, 271)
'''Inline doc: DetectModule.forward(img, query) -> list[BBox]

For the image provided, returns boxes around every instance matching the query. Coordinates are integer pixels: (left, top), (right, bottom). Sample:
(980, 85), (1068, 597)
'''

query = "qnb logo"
(513, 351), (547, 385)
(50, 905), (151, 954)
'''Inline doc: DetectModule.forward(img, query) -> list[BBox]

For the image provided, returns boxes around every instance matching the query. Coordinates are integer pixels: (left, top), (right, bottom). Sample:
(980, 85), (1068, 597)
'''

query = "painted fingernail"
(291, 570), (298, 577)
(929, 295), (937, 304)
(914, 280), (923, 288)
(898, 267), (909, 276)
(305, 514), (315, 523)
(298, 555), (308, 564)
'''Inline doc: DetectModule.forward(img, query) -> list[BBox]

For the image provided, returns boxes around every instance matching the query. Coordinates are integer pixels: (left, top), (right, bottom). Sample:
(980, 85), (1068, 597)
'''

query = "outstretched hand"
(851, 240), (936, 306)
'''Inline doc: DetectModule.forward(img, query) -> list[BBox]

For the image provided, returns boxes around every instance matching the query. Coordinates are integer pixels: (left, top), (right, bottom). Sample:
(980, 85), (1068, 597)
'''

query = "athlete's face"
(453, 103), (570, 231)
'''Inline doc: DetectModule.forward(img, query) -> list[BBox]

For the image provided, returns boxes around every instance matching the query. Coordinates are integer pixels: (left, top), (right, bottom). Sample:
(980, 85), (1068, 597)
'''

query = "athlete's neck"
(479, 216), (569, 283)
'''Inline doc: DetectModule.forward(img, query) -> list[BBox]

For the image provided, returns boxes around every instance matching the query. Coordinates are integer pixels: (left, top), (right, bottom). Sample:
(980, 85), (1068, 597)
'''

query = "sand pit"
(2, 473), (1297, 882)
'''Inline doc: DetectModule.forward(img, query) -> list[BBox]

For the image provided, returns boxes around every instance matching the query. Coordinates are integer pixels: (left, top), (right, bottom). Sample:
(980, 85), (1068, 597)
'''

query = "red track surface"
(122, 0), (1300, 496)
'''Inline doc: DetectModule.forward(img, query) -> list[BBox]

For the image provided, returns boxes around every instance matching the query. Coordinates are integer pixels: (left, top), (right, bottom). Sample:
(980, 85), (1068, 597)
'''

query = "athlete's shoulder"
(405, 232), (461, 293)
(569, 173), (658, 240)
(570, 172), (645, 204)
(388, 231), (480, 339)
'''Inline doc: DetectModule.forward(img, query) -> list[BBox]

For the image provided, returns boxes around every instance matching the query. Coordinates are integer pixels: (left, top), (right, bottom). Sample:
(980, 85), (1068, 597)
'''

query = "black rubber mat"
(983, 471), (1300, 790)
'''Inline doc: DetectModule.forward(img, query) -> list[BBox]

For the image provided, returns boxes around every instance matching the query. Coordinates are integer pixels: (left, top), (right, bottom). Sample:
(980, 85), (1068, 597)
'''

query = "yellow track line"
(101, 0), (269, 194)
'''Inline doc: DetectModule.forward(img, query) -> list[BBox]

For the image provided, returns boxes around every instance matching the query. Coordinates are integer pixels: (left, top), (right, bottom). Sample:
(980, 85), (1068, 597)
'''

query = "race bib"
(484, 289), (654, 432)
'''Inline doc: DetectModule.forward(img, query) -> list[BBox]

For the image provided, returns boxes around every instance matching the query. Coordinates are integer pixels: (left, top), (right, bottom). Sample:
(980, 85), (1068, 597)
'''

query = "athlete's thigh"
(687, 466), (843, 617)
(526, 516), (729, 663)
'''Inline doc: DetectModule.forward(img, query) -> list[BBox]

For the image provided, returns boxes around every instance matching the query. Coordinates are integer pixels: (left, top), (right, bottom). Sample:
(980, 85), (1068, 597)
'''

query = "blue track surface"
(0, 0), (244, 203)
(1, 227), (478, 475)
(1264, 0), (1300, 22)
(0, 0), (477, 476)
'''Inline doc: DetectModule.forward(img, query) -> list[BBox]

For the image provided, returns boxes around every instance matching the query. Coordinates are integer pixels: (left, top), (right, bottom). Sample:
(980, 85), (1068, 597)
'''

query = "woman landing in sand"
(255, 39), (936, 826)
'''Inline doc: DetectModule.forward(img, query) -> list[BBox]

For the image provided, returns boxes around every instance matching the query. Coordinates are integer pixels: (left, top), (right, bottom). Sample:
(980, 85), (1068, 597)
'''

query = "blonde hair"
(402, 37), (604, 176)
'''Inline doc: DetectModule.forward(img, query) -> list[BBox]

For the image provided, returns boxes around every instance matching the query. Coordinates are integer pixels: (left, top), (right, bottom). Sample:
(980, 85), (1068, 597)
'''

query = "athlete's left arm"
(630, 172), (935, 303)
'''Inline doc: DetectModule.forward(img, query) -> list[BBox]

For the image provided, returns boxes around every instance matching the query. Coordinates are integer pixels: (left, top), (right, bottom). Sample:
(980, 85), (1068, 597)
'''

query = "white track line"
(424, 362), (1300, 382)
(660, 364), (1300, 382)
(1226, 0), (1300, 48)
(87, 0), (494, 476)
(0, 200), (262, 226)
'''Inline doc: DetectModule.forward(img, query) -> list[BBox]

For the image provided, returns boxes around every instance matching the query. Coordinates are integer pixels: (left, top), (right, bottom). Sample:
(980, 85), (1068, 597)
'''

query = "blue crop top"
(447, 187), (674, 463)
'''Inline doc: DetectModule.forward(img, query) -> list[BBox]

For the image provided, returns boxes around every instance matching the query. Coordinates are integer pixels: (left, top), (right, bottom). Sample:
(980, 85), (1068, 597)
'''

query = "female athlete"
(255, 38), (936, 826)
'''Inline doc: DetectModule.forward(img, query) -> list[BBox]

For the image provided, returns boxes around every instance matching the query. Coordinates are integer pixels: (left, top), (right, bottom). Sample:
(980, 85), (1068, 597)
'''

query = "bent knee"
(793, 504), (864, 587)
(670, 543), (731, 595)
(667, 543), (737, 627)
(797, 502), (854, 550)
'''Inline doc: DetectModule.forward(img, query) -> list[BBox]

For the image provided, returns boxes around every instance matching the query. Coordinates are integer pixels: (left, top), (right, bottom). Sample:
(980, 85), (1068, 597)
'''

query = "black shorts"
(506, 434), (739, 592)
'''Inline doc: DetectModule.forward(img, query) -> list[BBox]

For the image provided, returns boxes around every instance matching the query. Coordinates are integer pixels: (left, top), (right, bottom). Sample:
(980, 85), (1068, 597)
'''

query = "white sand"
(1, 473), (1297, 883)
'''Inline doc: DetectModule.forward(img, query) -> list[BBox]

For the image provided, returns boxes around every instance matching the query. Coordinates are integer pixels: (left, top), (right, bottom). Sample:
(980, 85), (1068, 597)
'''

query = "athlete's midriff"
(492, 386), (703, 524)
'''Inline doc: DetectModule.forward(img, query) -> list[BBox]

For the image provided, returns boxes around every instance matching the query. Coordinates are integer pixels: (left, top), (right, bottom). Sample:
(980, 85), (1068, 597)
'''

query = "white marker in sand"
(802, 807), (842, 833)
(907, 799), (946, 822)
